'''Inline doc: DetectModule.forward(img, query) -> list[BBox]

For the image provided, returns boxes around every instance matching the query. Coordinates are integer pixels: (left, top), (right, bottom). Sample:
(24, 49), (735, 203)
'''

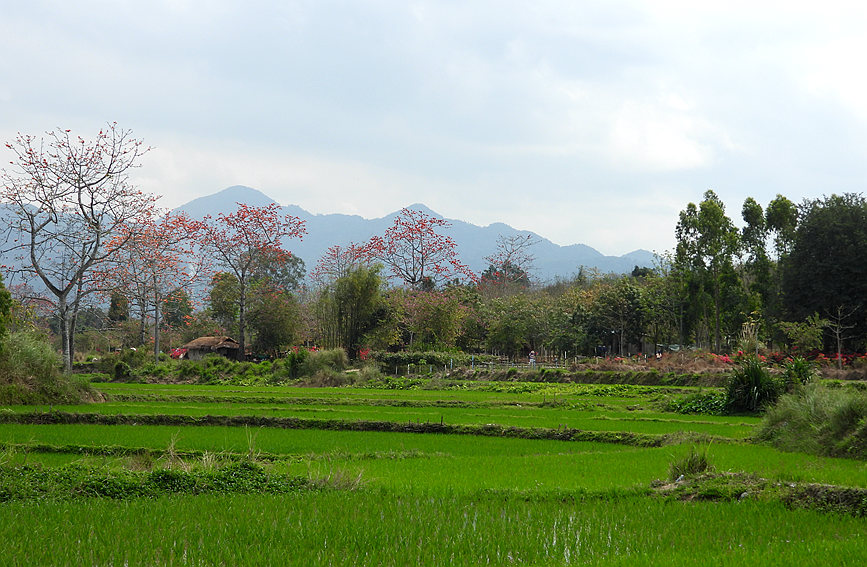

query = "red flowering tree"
(100, 211), (207, 361)
(1, 124), (154, 371)
(200, 203), (306, 359)
(310, 242), (369, 286)
(364, 208), (474, 289)
(480, 234), (537, 294)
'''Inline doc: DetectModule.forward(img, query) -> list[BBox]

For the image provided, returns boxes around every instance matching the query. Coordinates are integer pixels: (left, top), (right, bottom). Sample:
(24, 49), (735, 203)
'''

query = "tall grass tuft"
(724, 357), (780, 413)
(0, 332), (92, 404)
(668, 445), (713, 481)
(756, 384), (867, 458)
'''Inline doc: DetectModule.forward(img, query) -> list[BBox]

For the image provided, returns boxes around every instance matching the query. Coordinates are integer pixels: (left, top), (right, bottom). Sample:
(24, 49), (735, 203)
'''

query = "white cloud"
(5, 1), (867, 260)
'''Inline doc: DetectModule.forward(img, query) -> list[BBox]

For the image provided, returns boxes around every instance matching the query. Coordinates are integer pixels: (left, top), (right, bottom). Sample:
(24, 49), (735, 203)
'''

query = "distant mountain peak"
(213, 185), (277, 204)
(175, 185), (279, 219)
(172, 186), (655, 278)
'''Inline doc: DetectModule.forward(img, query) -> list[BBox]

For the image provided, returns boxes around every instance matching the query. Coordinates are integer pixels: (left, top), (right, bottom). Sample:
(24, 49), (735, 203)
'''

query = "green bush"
(724, 357), (781, 413)
(113, 361), (132, 381)
(300, 348), (348, 375)
(781, 357), (816, 391)
(665, 391), (727, 415)
(371, 351), (496, 370)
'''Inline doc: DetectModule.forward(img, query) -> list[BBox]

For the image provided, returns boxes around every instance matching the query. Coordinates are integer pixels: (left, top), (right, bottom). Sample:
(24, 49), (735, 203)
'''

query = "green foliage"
(668, 445), (713, 481)
(113, 361), (132, 381)
(756, 384), (867, 458)
(781, 357), (816, 390)
(208, 272), (240, 335)
(724, 357), (780, 413)
(0, 461), (311, 502)
(300, 348), (348, 376)
(161, 289), (193, 329)
(247, 285), (300, 354)
(107, 291), (129, 323)
(782, 193), (867, 351)
(675, 190), (742, 352)
(371, 350), (495, 369)
(275, 348), (309, 380)
(777, 313), (828, 353)
(665, 391), (727, 415)
(316, 266), (386, 358)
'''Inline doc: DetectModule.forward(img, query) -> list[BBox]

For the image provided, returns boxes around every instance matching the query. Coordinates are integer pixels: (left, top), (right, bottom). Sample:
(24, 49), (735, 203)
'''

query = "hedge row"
(3, 411), (670, 448)
(0, 461), (310, 502)
(446, 368), (729, 387)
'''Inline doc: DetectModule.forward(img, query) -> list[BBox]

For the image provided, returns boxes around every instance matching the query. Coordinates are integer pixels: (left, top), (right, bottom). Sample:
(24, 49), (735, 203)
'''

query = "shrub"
(724, 357), (781, 413)
(279, 348), (309, 380)
(300, 348), (348, 375)
(781, 357), (816, 390)
(113, 361), (132, 381)
(665, 391), (727, 415)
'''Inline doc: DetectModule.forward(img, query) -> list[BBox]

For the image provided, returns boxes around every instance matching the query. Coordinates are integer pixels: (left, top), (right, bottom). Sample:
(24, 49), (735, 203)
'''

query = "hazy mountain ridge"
(175, 185), (656, 280)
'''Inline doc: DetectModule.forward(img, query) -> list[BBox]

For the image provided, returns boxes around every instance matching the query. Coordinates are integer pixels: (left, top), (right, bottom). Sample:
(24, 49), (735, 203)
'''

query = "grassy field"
(2, 379), (866, 565)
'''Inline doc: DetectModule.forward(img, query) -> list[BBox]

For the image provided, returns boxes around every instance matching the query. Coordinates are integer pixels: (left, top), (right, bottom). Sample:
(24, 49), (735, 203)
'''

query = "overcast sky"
(2, 1), (866, 256)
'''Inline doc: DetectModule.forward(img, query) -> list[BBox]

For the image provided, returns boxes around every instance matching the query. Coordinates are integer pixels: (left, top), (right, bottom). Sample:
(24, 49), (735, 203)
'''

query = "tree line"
(2, 125), (865, 369)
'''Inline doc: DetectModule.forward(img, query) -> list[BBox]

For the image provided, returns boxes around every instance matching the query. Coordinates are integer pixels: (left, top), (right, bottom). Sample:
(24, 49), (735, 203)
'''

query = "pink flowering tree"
(99, 211), (207, 361)
(363, 208), (475, 289)
(200, 203), (306, 359)
(1, 124), (155, 371)
(310, 242), (370, 286)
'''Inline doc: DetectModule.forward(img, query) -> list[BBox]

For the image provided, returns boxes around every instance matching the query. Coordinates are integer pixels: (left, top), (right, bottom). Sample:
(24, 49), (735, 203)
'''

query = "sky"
(2, 1), (867, 256)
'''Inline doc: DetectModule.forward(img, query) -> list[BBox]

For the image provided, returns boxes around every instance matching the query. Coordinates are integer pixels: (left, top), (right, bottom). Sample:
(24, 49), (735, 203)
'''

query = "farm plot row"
(2, 381), (867, 565)
(3, 423), (867, 491)
(1, 487), (866, 565)
(3, 402), (756, 438)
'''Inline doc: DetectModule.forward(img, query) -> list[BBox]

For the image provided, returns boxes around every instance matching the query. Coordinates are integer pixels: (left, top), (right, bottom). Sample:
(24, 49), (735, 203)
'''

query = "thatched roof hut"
(181, 336), (240, 360)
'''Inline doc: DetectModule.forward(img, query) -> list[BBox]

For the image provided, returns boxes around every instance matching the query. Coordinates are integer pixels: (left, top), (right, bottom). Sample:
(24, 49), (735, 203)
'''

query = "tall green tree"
(782, 193), (867, 351)
(765, 194), (798, 260)
(675, 190), (741, 352)
(589, 278), (644, 356)
(248, 283), (301, 355)
(208, 272), (240, 337)
(315, 265), (385, 359)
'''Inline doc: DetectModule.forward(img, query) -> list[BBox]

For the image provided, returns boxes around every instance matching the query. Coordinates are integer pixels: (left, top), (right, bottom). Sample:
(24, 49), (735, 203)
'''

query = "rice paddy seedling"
(0, 492), (864, 566)
(4, 372), (867, 564)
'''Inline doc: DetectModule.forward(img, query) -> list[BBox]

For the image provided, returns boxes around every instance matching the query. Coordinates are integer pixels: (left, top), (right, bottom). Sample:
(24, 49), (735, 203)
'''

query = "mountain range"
(175, 185), (656, 281)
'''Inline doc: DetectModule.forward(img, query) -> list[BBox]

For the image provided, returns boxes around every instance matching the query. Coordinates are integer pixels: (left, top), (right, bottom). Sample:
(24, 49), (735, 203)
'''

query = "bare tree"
(480, 234), (538, 295)
(1, 124), (154, 371)
(827, 305), (859, 370)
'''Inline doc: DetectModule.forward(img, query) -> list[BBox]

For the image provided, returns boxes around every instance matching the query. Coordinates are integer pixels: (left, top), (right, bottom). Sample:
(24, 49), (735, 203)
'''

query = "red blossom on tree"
(480, 233), (537, 294)
(99, 210), (208, 361)
(362, 208), (475, 289)
(1, 123), (154, 371)
(199, 202), (306, 359)
(310, 242), (370, 286)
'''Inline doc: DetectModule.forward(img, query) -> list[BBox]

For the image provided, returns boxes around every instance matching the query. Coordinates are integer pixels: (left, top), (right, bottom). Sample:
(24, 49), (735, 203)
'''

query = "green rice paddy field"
(2, 380), (866, 565)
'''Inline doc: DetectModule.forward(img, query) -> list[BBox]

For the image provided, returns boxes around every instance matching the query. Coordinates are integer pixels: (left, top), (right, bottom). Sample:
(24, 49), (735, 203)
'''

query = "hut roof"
(182, 336), (240, 350)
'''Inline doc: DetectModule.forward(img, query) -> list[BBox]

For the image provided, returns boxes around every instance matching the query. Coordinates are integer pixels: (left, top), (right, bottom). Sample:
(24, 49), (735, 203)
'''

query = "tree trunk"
(153, 293), (161, 363)
(713, 279), (722, 353)
(58, 295), (73, 374)
(237, 277), (247, 361)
